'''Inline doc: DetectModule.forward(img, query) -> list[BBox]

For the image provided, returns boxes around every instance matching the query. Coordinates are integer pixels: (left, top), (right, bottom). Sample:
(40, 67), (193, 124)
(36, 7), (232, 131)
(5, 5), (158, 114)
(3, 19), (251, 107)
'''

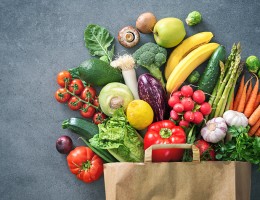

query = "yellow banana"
(165, 32), (214, 80)
(166, 43), (219, 94)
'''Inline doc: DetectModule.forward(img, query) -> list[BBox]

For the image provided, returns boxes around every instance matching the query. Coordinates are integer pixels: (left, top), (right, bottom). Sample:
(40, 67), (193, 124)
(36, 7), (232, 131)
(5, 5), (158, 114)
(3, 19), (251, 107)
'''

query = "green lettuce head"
(89, 108), (144, 162)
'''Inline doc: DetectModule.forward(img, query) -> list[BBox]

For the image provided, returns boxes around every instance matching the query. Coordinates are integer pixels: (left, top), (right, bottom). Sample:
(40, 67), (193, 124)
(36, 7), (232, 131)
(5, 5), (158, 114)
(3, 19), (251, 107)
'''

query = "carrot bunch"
(232, 75), (260, 136)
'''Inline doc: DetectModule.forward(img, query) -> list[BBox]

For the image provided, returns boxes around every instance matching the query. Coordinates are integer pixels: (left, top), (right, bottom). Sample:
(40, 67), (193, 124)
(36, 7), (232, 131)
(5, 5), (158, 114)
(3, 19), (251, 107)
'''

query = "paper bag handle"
(144, 143), (200, 163)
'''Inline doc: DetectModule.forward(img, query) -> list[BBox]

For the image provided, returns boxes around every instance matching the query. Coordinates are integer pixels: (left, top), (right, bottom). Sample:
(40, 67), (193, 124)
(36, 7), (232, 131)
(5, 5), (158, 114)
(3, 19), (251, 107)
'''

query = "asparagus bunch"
(209, 43), (243, 118)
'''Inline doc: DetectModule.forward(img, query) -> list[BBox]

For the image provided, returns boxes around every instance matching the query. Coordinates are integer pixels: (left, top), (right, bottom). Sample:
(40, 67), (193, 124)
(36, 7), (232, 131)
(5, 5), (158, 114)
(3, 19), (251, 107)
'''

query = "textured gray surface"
(0, 0), (259, 199)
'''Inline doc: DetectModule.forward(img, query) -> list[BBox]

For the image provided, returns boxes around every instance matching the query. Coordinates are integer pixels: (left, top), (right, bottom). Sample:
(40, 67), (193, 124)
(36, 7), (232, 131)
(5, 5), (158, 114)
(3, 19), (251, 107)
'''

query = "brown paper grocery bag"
(104, 144), (251, 200)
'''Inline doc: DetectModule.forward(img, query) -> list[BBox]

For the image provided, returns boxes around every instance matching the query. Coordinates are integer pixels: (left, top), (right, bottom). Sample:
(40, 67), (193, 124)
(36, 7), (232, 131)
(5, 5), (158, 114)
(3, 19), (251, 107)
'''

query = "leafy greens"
(84, 24), (114, 63)
(89, 108), (144, 162)
(215, 126), (260, 168)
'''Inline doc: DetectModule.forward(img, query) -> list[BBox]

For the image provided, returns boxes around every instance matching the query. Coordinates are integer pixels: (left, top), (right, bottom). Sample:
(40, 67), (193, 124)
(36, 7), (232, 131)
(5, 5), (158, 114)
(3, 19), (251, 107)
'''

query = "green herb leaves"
(84, 24), (114, 63)
(215, 126), (260, 168)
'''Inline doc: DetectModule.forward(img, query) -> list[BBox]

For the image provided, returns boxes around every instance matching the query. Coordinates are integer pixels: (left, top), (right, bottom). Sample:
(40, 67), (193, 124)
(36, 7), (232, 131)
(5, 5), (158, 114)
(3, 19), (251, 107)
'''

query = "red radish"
(168, 95), (180, 107)
(181, 85), (193, 97)
(200, 102), (212, 115)
(173, 103), (185, 113)
(192, 90), (205, 104)
(179, 120), (190, 127)
(193, 111), (204, 124)
(184, 111), (195, 122)
(171, 91), (182, 97)
(170, 110), (179, 120)
(194, 139), (215, 161)
(181, 97), (195, 111)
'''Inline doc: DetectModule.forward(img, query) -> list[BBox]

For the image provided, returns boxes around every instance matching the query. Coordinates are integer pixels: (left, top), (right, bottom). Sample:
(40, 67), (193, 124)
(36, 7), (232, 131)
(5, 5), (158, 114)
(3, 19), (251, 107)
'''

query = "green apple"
(153, 18), (186, 48)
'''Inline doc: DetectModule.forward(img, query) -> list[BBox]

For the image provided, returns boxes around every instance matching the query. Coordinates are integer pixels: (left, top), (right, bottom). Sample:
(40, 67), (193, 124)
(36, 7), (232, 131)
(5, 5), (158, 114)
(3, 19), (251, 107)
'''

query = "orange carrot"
(254, 93), (260, 110)
(233, 75), (245, 110)
(256, 127), (260, 137)
(249, 118), (260, 136)
(246, 79), (252, 103)
(248, 105), (260, 126)
(237, 79), (251, 113)
(244, 75), (259, 117)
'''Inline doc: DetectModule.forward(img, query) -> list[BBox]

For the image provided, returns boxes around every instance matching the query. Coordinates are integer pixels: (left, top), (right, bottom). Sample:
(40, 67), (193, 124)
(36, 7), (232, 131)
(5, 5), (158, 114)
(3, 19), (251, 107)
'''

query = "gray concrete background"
(0, 0), (259, 199)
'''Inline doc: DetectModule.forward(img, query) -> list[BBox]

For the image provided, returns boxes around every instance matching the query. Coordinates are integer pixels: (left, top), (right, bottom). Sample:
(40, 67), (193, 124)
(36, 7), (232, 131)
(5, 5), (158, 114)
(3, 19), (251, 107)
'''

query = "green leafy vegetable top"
(89, 108), (144, 162)
(215, 126), (260, 168)
(84, 24), (114, 63)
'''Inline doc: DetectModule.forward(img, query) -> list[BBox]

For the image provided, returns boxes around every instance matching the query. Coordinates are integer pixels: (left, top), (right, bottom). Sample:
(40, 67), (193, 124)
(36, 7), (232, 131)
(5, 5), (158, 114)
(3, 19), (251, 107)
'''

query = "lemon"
(126, 100), (154, 130)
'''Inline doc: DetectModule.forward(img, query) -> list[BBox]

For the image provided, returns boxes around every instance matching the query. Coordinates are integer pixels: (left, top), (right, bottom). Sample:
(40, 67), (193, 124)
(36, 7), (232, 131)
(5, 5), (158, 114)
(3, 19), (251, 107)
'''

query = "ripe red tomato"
(68, 79), (84, 94)
(93, 112), (106, 125)
(80, 104), (96, 118)
(93, 97), (100, 107)
(67, 147), (103, 183)
(57, 71), (72, 87)
(55, 88), (71, 103)
(80, 86), (96, 102)
(68, 97), (83, 110)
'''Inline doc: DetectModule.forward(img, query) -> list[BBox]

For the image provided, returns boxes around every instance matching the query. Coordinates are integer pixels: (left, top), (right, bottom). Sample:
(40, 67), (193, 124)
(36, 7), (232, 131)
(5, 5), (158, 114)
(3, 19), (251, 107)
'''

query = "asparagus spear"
(209, 43), (241, 118)
(215, 61), (243, 117)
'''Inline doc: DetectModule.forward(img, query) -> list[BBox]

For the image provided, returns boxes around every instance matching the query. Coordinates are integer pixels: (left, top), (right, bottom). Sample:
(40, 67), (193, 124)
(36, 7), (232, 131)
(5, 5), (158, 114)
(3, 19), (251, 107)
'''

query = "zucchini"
(198, 45), (226, 94)
(62, 118), (98, 140)
(62, 117), (118, 163)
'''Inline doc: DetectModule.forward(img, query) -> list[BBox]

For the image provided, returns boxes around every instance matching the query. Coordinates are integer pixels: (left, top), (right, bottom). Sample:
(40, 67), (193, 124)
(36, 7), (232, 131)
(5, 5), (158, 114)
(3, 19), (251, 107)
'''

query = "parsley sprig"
(215, 126), (260, 168)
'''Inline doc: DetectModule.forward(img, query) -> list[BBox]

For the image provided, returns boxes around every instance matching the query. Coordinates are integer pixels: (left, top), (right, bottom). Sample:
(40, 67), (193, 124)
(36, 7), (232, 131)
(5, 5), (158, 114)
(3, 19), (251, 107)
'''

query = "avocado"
(76, 58), (123, 86)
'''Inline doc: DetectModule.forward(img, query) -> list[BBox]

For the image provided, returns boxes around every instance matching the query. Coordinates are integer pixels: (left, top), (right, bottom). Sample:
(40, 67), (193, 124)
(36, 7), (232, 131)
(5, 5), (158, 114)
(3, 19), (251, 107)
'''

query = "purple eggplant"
(138, 73), (167, 121)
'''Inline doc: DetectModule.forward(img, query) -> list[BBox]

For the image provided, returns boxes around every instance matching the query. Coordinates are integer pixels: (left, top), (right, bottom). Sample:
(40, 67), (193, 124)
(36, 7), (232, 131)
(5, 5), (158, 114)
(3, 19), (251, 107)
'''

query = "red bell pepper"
(144, 120), (186, 162)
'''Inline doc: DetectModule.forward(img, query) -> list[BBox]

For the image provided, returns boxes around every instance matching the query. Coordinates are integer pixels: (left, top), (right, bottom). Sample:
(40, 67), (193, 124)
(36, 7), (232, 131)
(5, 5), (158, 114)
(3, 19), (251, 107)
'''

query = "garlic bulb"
(223, 110), (248, 127)
(201, 117), (227, 143)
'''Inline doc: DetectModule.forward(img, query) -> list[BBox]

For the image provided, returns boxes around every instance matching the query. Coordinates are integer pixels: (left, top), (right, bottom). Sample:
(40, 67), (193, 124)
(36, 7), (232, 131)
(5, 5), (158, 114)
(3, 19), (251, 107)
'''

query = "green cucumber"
(62, 118), (99, 140)
(198, 45), (226, 94)
(69, 58), (123, 86)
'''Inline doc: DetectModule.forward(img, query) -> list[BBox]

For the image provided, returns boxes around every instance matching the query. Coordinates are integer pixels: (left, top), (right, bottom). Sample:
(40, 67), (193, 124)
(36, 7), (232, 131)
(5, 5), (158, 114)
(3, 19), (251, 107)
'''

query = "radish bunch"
(168, 85), (212, 127)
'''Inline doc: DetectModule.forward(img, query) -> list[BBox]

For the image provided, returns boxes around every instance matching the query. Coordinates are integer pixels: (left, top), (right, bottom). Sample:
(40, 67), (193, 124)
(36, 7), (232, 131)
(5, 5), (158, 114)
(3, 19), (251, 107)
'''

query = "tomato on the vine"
(68, 79), (84, 94)
(80, 86), (96, 102)
(55, 88), (71, 103)
(57, 71), (72, 87)
(93, 112), (106, 125)
(93, 97), (99, 107)
(68, 96), (83, 110)
(80, 104), (95, 118)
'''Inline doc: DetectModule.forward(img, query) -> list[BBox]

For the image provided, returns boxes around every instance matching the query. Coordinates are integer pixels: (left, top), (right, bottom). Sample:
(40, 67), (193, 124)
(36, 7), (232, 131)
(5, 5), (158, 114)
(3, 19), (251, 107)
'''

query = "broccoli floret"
(133, 42), (167, 87)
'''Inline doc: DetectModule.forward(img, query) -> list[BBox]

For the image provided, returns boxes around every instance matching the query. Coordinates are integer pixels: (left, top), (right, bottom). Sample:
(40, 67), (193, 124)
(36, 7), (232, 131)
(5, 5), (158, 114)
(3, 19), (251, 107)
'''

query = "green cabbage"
(89, 108), (144, 162)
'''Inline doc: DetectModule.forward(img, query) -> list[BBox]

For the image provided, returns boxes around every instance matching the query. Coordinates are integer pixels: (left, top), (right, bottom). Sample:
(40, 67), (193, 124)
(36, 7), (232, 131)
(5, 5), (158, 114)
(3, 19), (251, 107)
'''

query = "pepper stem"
(159, 128), (172, 138)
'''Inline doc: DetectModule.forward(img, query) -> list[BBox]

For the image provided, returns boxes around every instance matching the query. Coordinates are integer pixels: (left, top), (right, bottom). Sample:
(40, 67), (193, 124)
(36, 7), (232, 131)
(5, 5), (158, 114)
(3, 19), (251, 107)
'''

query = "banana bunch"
(165, 32), (219, 93)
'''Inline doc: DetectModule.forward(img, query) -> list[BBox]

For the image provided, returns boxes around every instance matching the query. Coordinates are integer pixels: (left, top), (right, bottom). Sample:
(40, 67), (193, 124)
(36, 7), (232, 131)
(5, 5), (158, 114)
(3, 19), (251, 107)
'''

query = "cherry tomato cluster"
(168, 85), (212, 127)
(55, 71), (106, 124)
